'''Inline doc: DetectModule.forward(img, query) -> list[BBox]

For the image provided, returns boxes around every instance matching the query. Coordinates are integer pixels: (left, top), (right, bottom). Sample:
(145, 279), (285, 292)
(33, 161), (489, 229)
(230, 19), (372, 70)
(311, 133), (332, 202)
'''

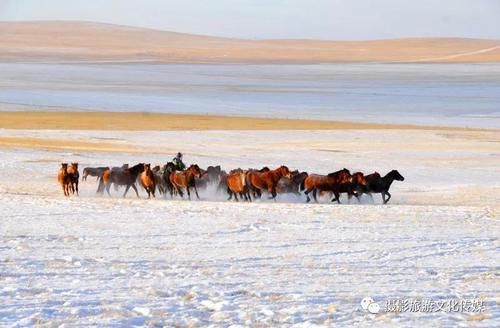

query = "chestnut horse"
(364, 170), (405, 204)
(67, 163), (80, 196)
(226, 168), (251, 201)
(246, 165), (291, 199)
(170, 164), (203, 200)
(82, 166), (109, 181)
(140, 163), (156, 198)
(345, 172), (368, 201)
(57, 163), (70, 196)
(320, 172), (367, 202)
(244, 166), (271, 199)
(100, 163), (145, 198)
(303, 168), (352, 203)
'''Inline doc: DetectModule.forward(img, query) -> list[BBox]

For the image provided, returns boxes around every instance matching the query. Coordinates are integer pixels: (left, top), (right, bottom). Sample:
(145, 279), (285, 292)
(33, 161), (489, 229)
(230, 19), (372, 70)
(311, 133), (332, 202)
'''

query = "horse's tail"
(96, 175), (105, 194)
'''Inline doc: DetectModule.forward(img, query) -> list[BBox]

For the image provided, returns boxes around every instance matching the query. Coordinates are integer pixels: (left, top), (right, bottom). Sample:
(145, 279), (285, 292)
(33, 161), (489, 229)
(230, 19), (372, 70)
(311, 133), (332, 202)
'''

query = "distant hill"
(1, 21), (500, 63)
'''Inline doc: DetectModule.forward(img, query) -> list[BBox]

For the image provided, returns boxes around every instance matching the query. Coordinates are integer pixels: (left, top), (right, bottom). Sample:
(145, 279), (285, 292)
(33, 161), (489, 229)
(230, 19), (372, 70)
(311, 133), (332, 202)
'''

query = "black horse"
(364, 170), (405, 204)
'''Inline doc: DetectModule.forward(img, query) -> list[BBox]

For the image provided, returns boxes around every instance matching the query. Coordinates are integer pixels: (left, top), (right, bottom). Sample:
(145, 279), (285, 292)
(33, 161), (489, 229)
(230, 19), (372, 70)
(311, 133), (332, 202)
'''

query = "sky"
(1, 0), (499, 40)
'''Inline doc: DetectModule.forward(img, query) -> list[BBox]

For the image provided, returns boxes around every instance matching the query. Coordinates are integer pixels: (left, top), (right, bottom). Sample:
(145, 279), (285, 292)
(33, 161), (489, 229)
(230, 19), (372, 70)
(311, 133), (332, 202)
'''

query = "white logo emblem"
(361, 297), (380, 314)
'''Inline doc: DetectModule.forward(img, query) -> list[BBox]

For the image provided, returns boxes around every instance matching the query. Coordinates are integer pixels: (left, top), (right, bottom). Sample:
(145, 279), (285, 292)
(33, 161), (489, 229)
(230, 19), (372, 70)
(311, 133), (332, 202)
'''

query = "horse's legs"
(105, 183), (112, 197)
(227, 188), (233, 201)
(75, 181), (79, 196)
(331, 191), (340, 203)
(384, 191), (391, 204)
(62, 184), (67, 196)
(234, 193), (239, 202)
(312, 189), (318, 203)
(368, 193), (374, 203)
(131, 184), (140, 198)
(186, 187), (191, 200)
(268, 187), (277, 200)
(194, 185), (200, 200)
(305, 188), (311, 203)
(123, 185), (131, 198)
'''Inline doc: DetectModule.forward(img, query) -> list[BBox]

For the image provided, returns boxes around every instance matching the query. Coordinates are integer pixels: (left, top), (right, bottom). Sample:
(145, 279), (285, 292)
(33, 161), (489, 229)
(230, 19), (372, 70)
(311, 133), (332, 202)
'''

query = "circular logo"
(361, 297), (380, 314)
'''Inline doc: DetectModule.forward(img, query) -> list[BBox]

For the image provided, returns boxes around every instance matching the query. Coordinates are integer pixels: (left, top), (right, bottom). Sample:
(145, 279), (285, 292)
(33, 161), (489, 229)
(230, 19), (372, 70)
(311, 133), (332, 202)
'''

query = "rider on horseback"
(173, 152), (186, 171)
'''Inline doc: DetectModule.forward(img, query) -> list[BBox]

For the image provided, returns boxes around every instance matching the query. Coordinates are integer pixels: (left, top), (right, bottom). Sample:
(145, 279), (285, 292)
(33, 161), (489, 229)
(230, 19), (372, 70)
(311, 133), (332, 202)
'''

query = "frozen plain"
(0, 129), (499, 327)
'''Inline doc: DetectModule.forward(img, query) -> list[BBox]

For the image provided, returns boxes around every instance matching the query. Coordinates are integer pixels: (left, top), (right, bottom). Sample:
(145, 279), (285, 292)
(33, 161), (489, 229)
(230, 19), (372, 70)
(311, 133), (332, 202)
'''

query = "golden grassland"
(0, 111), (496, 153)
(0, 111), (476, 131)
(1, 21), (500, 63)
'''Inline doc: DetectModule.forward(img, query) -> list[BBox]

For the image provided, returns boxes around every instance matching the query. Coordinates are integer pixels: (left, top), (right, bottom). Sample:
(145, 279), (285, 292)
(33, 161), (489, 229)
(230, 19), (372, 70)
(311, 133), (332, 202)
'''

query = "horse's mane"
(384, 170), (399, 178)
(128, 163), (144, 175)
(328, 168), (350, 177)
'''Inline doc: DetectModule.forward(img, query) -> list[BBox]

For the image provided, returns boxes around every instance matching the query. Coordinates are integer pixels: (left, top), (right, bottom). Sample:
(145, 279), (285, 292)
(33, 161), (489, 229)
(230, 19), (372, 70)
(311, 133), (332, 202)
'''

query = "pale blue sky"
(1, 0), (499, 40)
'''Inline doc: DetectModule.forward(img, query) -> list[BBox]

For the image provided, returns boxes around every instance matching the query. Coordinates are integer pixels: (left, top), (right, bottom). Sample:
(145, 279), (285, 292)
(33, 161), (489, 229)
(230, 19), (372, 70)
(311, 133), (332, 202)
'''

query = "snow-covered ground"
(0, 129), (499, 326)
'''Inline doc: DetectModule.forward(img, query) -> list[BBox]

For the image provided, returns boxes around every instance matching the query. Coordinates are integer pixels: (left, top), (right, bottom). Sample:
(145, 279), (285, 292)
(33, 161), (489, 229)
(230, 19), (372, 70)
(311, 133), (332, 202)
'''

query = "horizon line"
(2, 19), (500, 43)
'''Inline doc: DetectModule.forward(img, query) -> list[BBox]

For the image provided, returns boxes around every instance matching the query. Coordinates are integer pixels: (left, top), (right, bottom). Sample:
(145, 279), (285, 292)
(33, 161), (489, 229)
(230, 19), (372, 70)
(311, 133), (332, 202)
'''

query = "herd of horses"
(58, 162), (405, 204)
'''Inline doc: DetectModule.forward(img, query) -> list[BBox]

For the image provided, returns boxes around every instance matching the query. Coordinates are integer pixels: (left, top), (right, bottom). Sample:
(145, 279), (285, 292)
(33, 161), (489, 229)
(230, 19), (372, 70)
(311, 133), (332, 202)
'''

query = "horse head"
(277, 165), (291, 178)
(389, 170), (405, 181)
(71, 162), (79, 170)
(165, 162), (177, 173)
(230, 168), (244, 175)
(353, 172), (368, 186)
(188, 164), (203, 178)
(61, 163), (68, 169)
(129, 162), (145, 174)
(259, 166), (270, 173)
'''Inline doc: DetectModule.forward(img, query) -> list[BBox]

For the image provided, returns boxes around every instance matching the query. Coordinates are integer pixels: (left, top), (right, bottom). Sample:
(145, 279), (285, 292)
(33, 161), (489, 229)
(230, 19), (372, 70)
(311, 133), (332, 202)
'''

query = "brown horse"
(57, 163), (70, 196)
(99, 163), (145, 198)
(246, 165), (291, 199)
(67, 163), (80, 196)
(345, 172), (368, 201)
(303, 168), (352, 203)
(140, 163), (156, 198)
(170, 164), (203, 200)
(321, 172), (367, 202)
(244, 166), (271, 199)
(226, 168), (251, 201)
(96, 164), (129, 194)
(277, 170), (308, 194)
